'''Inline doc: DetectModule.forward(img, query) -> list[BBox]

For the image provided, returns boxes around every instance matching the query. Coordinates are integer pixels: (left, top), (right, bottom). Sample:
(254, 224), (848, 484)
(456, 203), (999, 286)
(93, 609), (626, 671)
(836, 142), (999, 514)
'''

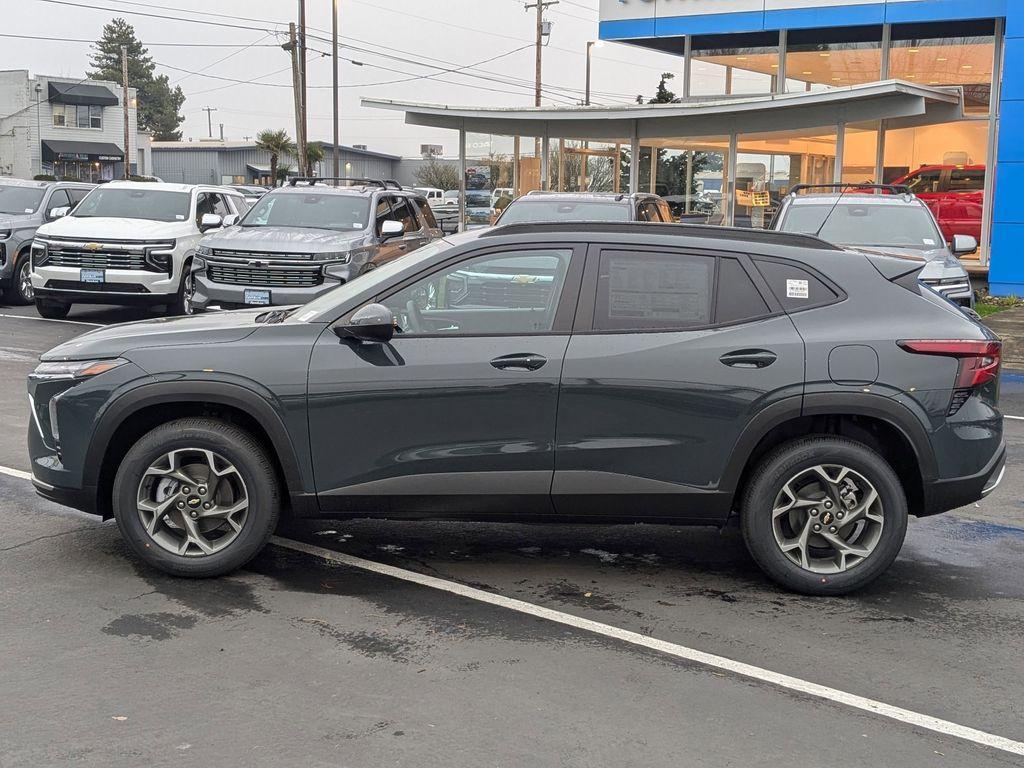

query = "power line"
(0, 32), (279, 47)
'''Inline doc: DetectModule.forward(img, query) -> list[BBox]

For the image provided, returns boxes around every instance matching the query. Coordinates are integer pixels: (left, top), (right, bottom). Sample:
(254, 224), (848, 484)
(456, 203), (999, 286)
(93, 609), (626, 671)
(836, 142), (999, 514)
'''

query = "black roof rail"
(788, 183), (911, 196)
(287, 176), (387, 188)
(480, 221), (841, 250)
(383, 179), (404, 190)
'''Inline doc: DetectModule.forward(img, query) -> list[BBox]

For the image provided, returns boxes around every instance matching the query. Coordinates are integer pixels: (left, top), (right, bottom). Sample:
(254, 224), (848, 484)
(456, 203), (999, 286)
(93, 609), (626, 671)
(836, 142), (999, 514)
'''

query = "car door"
(307, 242), (585, 515)
(552, 245), (806, 521)
(389, 196), (429, 253)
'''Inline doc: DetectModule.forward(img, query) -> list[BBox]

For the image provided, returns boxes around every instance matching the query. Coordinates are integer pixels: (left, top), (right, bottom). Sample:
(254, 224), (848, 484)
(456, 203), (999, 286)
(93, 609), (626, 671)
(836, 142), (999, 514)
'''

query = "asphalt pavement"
(2, 301), (1024, 767)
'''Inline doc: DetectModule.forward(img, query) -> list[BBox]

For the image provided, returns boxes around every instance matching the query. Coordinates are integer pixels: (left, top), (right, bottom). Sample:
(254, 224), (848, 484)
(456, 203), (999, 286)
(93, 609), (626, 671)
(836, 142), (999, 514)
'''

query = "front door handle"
(490, 353), (547, 371)
(719, 349), (777, 369)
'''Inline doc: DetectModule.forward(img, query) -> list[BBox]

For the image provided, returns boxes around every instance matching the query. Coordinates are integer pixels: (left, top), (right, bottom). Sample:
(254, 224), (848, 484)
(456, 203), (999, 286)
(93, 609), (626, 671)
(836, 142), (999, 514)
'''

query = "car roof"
(786, 193), (927, 208)
(516, 192), (653, 203)
(101, 180), (241, 195)
(0, 178), (53, 189)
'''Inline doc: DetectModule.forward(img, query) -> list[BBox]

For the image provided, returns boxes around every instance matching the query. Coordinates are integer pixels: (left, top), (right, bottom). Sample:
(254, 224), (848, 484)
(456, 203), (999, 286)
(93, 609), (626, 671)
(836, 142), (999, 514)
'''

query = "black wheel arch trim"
(720, 391), (938, 496)
(86, 379), (314, 511)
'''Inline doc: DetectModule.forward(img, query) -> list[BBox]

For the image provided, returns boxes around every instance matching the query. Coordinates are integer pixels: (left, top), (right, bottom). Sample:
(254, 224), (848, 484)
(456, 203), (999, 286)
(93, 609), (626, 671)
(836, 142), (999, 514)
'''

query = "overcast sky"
(4, 0), (683, 158)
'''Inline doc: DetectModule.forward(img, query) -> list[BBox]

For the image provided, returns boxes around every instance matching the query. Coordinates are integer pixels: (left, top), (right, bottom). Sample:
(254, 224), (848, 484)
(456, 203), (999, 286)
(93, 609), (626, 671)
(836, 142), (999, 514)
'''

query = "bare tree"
(414, 158), (460, 190)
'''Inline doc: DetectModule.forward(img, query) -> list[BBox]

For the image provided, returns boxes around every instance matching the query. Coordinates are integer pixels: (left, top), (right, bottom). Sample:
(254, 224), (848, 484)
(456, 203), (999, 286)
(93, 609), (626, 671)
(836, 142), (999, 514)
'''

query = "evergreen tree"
(89, 18), (185, 140)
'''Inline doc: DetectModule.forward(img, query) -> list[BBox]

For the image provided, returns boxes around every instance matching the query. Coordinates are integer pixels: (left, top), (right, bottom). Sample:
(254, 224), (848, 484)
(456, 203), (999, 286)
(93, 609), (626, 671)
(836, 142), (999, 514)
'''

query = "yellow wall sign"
(751, 191), (771, 207)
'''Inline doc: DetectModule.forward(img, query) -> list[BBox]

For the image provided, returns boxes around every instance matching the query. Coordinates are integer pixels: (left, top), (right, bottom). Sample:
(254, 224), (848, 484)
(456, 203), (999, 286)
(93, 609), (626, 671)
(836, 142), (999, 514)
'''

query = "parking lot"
(2, 300), (1024, 767)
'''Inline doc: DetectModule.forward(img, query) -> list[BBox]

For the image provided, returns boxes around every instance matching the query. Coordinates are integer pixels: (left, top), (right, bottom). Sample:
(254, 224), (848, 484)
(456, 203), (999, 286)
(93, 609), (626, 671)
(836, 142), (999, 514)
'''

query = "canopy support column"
(725, 132), (737, 226)
(541, 134), (550, 191)
(458, 124), (466, 233)
(834, 121), (846, 184)
(629, 122), (639, 195)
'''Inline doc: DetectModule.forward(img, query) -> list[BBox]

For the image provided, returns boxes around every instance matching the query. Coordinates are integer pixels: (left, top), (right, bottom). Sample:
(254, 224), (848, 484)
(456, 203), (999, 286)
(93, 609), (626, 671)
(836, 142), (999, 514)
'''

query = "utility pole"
(525, 1), (557, 107)
(298, 0), (308, 176)
(219, 123), (224, 141)
(284, 22), (305, 182)
(201, 107), (217, 139)
(332, 0), (340, 183)
(121, 45), (130, 180)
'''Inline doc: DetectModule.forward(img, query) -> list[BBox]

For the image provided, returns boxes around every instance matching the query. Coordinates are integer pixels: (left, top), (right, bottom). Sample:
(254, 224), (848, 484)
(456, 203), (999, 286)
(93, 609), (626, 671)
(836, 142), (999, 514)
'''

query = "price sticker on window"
(786, 279), (809, 299)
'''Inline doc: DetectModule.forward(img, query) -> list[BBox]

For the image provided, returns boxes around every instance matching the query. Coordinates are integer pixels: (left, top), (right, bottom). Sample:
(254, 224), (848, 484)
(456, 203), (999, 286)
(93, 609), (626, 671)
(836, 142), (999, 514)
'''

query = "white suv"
(30, 181), (247, 318)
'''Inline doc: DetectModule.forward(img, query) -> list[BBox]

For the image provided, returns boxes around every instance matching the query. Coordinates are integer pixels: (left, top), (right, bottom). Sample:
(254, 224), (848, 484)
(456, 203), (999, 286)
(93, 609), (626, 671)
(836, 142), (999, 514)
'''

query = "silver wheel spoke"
(138, 497), (176, 535)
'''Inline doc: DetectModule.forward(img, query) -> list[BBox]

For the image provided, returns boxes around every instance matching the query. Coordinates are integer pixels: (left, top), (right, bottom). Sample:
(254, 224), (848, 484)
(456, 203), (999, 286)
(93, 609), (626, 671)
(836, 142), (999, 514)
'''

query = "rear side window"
(716, 258), (770, 324)
(594, 250), (713, 331)
(413, 197), (438, 228)
(754, 259), (838, 311)
(949, 169), (985, 191)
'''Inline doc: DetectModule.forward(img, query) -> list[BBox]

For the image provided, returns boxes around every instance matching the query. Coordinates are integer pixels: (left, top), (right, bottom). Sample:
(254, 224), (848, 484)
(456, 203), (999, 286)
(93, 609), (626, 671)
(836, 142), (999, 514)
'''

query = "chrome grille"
(46, 247), (147, 270)
(207, 261), (322, 288)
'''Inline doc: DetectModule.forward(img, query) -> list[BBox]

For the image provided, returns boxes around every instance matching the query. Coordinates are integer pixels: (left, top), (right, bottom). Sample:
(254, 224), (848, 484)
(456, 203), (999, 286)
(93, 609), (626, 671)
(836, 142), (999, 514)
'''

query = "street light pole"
(332, 0), (340, 184)
(121, 45), (130, 180)
(584, 40), (603, 106)
(34, 83), (42, 177)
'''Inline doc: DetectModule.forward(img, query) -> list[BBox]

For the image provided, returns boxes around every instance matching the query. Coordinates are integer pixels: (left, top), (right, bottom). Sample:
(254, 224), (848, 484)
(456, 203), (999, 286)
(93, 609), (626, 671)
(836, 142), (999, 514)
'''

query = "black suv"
(496, 191), (674, 224)
(27, 223), (1004, 594)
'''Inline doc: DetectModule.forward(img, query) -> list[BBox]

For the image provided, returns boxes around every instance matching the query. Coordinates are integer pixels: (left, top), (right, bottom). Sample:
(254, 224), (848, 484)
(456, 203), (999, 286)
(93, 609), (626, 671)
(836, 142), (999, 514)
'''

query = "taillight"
(897, 339), (1001, 415)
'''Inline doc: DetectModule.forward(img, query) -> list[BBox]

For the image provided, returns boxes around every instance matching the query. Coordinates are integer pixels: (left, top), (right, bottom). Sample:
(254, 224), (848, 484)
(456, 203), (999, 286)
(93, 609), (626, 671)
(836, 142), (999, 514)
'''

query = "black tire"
(35, 298), (71, 319)
(740, 436), (908, 596)
(6, 251), (34, 305)
(167, 261), (197, 315)
(112, 418), (280, 578)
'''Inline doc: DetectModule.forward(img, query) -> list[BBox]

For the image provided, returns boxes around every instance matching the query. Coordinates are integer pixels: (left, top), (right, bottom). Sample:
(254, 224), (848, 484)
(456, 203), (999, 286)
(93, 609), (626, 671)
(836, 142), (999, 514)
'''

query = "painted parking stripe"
(271, 535), (1024, 758)
(1005, 415), (1024, 421)
(0, 313), (102, 327)
(0, 465), (32, 480)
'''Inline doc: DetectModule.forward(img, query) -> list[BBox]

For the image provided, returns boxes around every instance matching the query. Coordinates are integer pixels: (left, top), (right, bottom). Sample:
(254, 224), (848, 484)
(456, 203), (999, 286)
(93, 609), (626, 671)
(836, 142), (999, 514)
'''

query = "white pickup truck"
(30, 181), (248, 318)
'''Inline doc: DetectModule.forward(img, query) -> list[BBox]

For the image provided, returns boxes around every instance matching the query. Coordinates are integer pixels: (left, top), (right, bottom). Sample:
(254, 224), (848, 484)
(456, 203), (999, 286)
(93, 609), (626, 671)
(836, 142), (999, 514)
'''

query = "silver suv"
(772, 184), (976, 308)
(190, 178), (441, 310)
(0, 179), (94, 304)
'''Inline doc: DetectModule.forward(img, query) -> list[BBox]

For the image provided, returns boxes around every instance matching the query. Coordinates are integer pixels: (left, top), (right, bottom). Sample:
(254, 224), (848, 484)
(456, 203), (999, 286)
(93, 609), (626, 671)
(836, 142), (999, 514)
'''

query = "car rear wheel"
(740, 436), (908, 595)
(35, 298), (71, 319)
(112, 418), (280, 577)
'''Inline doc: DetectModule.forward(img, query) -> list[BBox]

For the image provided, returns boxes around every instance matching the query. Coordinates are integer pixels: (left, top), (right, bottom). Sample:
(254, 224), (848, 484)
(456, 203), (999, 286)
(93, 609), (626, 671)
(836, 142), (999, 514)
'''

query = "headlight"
(31, 241), (48, 267)
(196, 244), (213, 258)
(31, 358), (127, 380)
(315, 251), (351, 264)
(144, 241), (176, 273)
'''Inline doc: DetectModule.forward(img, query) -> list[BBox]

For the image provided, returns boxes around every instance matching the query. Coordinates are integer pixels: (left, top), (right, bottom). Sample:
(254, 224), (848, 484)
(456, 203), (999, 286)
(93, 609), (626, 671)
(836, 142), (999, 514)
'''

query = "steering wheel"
(405, 299), (424, 334)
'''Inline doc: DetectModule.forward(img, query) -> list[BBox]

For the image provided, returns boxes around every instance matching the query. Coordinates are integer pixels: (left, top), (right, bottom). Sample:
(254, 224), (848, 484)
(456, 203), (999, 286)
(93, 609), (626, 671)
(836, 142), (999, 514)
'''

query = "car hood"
(847, 245), (966, 280)
(40, 309), (268, 362)
(36, 216), (189, 241)
(203, 225), (369, 253)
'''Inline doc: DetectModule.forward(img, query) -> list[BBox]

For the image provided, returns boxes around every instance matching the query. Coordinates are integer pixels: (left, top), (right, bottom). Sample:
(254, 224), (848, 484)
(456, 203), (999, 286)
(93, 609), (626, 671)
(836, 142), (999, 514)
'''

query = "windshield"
(72, 187), (191, 222)
(240, 192), (370, 231)
(778, 202), (944, 250)
(293, 239), (455, 321)
(499, 199), (630, 224)
(0, 185), (46, 214)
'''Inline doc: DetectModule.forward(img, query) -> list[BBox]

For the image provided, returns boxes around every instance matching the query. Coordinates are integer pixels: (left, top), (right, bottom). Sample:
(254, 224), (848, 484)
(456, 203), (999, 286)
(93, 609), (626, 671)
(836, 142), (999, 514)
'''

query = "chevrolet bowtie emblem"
(84, 243), (102, 251)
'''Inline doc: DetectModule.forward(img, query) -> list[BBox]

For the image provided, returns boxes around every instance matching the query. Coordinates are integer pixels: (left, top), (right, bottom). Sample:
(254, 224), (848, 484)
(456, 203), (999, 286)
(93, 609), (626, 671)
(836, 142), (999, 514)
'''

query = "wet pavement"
(2, 302), (1024, 767)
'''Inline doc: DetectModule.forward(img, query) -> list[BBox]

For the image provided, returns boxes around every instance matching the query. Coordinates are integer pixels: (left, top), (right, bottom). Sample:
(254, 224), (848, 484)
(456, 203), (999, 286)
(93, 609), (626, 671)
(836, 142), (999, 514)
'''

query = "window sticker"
(923, 238), (935, 245)
(786, 279), (809, 299)
(175, 214), (185, 220)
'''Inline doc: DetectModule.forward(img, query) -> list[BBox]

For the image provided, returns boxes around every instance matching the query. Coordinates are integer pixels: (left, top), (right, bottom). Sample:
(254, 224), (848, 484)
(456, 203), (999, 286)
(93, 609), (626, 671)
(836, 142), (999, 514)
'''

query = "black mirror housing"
(334, 303), (395, 344)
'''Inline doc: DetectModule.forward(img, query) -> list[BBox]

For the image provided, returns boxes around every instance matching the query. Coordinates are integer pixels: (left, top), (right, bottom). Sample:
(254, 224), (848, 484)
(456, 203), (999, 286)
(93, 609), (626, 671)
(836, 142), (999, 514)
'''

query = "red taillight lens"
(897, 340), (1001, 389)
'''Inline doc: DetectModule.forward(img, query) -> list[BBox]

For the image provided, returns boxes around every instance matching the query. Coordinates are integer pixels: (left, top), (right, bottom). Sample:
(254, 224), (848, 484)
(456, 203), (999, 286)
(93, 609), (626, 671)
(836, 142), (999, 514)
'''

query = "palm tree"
(255, 129), (296, 186)
(305, 142), (325, 177)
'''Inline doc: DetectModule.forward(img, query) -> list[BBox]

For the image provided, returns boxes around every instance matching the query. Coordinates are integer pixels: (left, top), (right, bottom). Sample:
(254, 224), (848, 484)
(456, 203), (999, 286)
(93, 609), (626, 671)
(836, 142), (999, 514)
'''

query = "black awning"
(42, 140), (124, 162)
(48, 81), (119, 107)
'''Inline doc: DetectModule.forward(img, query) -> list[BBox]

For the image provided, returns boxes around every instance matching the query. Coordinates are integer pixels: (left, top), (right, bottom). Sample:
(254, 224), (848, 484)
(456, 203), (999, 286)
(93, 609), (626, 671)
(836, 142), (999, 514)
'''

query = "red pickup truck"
(890, 165), (984, 245)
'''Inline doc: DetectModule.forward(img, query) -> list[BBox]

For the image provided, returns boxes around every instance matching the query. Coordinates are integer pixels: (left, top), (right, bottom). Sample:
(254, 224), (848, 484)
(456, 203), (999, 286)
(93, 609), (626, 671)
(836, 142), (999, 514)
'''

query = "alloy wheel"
(136, 448), (249, 557)
(771, 464), (884, 574)
(181, 272), (194, 315)
(18, 259), (33, 302)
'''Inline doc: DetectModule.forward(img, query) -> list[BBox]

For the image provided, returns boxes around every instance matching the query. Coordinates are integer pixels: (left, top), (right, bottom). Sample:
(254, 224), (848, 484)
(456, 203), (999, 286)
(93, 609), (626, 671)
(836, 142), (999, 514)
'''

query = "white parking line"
(270, 536), (1024, 758)
(1, 461), (1022, 757)
(0, 313), (102, 327)
(1005, 415), (1024, 421)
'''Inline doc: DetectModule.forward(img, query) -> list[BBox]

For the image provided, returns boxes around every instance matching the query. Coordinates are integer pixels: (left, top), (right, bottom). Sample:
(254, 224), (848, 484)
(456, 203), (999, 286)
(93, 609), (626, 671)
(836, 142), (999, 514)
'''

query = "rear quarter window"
(754, 259), (839, 312)
(716, 258), (771, 324)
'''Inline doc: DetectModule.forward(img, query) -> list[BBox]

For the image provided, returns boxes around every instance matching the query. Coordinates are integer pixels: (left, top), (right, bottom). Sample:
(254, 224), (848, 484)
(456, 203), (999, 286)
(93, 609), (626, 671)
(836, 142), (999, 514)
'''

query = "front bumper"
(192, 272), (344, 309)
(32, 264), (179, 305)
(919, 441), (1005, 516)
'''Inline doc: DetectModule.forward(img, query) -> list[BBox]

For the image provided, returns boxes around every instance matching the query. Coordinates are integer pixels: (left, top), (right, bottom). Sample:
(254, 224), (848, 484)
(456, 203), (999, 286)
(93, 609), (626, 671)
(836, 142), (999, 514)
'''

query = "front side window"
(949, 169), (985, 192)
(903, 169), (942, 195)
(594, 250), (714, 332)
(45, 189), (71, 217)
(374, 197), (393, 236)
(240, 191), (371, 232)
(72, 187), (192, 222)
(383, 248), (573, 336)
(389, 197), (418, 232)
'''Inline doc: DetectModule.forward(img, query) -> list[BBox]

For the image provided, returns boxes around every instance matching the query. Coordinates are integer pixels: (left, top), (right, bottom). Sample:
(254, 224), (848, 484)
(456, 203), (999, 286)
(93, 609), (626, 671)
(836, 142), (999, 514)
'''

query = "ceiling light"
(929, 80), (940, 84)
(802, 71), (813, 75)
(908, 48), (919, 53)
(736, 56), (748, 60)
(962, 64), (973, 69)
(906, 74), (916, 78)
(770, 63), (779, 68)
(819, 53), (831, 57)
(831, 77), (842, 81)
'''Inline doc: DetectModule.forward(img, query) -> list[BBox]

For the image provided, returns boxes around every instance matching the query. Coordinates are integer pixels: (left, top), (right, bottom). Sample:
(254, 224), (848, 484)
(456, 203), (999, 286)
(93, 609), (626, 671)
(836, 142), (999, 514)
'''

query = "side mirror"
(381, 219), (404, 240)
(951, 234), (978, 256)
(199, 213), (223, 232)
(48, 206), (69, 220)
(223, 213), (239, 227)
(333, 303), (395, 344)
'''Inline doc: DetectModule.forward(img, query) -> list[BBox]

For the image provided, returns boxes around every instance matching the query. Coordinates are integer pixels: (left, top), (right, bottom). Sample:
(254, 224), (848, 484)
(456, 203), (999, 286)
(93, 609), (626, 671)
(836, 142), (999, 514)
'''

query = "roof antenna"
(813, 183), (849, 238)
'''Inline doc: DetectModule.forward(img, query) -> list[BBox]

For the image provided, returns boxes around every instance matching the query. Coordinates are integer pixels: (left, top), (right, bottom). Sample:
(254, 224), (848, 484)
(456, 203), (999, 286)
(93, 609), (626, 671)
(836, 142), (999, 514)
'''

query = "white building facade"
(0, 70), (151, 182)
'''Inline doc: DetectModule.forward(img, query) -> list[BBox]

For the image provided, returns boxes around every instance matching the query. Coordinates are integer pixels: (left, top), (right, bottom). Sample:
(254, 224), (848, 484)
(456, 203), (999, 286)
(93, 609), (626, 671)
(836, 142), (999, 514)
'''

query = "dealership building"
(372, 0), (1023, 295)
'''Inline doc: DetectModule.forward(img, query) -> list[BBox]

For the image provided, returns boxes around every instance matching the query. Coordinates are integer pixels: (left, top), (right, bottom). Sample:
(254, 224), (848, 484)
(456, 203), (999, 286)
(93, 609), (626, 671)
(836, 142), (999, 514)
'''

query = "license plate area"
(80, 268), (105, 284)
(244, 289), (271, 306)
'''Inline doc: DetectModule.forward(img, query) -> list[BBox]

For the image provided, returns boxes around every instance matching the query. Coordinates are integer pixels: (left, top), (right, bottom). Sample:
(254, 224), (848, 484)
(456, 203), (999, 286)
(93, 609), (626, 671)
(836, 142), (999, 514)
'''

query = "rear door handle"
(719, 349), (777, 369)
(490, 353), (547, 371)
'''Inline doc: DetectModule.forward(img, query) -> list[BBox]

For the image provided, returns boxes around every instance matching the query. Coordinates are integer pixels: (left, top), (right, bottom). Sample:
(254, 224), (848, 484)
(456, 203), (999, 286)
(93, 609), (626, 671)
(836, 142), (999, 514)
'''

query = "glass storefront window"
(882, 120), (989, 256)
(690, 32), (780, 96)
(551, 140), (623, 193)
(786, 26), (882, 92)
(643, 138), (729, 224)
(842, 122), (881, 184)
(890, 20), (996, 115)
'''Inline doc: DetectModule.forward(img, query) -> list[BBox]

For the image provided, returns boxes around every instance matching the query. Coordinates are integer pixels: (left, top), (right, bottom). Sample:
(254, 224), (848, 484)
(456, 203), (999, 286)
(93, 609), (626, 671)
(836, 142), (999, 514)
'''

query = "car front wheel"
(8, 253), (34, 304)
(112, 418), (280, 577)
(740, 436), (908, 595)
(35, 298), (71, 319)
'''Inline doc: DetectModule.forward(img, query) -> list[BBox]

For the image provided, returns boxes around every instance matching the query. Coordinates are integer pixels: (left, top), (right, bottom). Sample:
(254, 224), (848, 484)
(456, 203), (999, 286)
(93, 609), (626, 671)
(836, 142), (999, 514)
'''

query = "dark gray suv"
(26, 222), (1004, 594)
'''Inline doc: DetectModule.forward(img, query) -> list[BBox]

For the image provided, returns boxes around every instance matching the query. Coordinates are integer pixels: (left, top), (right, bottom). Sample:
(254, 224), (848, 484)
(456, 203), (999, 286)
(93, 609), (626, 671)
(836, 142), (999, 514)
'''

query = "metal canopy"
(363, 80), (963, 139)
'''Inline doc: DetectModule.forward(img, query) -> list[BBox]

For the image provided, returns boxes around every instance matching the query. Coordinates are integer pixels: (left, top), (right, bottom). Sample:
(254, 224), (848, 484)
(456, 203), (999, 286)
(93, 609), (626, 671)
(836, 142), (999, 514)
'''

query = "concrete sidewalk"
(983, 307), (1024, 365)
